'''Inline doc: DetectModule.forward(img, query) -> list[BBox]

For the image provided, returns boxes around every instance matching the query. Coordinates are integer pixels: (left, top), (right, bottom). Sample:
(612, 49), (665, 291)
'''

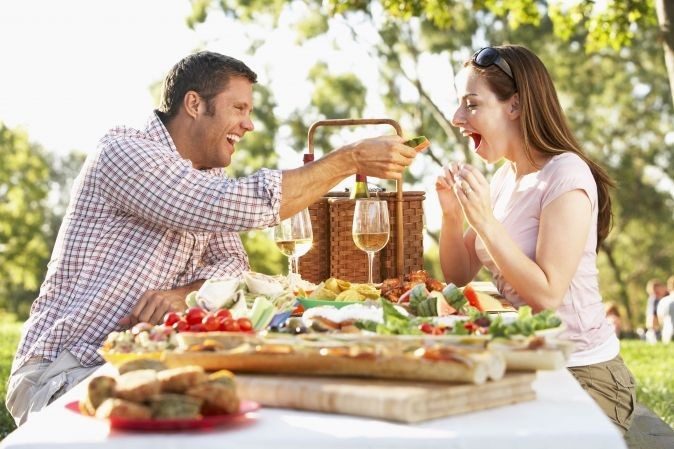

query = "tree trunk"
(656, 0), (674, 107)
(600, 241), (635, 330)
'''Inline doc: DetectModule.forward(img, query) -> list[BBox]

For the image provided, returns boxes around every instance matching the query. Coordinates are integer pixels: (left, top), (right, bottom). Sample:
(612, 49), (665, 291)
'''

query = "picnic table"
(0, 364), (626, 449)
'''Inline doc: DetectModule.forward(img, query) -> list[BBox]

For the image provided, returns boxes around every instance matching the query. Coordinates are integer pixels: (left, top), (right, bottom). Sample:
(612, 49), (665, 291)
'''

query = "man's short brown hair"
(158, 51), (257, 120)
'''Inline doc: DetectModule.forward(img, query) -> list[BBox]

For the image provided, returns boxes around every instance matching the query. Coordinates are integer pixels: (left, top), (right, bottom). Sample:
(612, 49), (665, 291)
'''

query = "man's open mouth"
(226, 134), (241, 146)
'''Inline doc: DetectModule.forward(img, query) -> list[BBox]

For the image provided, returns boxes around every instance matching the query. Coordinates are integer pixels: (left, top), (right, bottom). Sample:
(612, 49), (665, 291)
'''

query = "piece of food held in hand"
(79, 362), (240, 420)
(403, 135), (430, 152)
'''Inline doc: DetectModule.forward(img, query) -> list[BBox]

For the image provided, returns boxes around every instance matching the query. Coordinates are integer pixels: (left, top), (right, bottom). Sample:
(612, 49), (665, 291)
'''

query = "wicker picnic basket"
(297, 119), (425, 284)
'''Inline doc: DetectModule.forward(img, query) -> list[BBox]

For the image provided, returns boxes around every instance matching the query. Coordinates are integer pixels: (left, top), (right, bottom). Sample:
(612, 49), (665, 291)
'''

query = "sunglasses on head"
(472, 47), (514, 80)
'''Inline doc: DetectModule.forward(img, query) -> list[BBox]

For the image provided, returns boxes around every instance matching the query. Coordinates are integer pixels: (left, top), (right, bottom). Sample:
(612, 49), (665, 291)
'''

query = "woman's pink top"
(474, 153), (617, 360)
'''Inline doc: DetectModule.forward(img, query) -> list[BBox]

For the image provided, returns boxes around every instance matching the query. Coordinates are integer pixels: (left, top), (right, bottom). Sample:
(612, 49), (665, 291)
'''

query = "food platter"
(65, 400), (260, 431)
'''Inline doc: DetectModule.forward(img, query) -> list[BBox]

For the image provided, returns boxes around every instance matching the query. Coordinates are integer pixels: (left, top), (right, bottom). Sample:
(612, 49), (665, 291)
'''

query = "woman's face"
(451, 68), (519, 164)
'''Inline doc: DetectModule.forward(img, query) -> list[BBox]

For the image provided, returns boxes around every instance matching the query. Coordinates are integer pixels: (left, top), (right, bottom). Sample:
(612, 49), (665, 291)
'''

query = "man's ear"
(508, 93), (521, 120)
(183, 91), (201, 119)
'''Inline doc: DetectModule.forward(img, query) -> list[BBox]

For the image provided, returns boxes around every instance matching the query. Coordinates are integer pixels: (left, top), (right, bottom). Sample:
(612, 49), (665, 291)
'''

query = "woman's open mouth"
(470, 133), (482, 152)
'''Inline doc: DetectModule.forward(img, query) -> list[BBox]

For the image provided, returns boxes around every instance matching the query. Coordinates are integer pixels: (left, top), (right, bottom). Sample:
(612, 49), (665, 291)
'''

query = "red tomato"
(237, 317), (253, 332)
(463, 321), (479, 333)
(463, 285), (484, 312)
(185, 307), (207, 325)
(202, 314), (220, 332)
(291, 304), (304, 316)
(220, 318), (240, 332)
(214, 309), (232, 321)
(189, 323), (206, 332)
(419, 322), (434, 334)
(163, 312), (182, 327)
(172, 319), (190, 332)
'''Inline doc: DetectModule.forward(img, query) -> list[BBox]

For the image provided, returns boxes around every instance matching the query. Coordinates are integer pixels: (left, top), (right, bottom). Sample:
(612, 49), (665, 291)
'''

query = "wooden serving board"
(236, 372), (536, 423)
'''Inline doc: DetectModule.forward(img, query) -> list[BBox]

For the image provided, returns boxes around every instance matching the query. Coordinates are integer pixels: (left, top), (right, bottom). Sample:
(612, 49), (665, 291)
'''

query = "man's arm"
(279, 135), (417, 219)
(118, 233), (249, 326)
(118, 280), (205, 327)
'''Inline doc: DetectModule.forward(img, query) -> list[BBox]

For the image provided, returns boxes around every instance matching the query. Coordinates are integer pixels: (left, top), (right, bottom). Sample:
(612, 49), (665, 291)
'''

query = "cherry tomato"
(163, 311), (182, 327)
(220, 318), (240, 332)
(172, 319), (190, 332)
(463, 321), (479, 333)
(419, 322), (434, 334)
(463, 285), (484, 312)
(185, 307), (207, 325)
(202, 314), (220, 332)
(237, 317), (253, 332)
(189, 323), (206, 333)
(214, 309), (232, 321)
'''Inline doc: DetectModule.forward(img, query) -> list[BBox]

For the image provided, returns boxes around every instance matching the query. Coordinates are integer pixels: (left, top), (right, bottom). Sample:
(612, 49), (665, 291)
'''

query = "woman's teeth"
(226, 134), (241, 145)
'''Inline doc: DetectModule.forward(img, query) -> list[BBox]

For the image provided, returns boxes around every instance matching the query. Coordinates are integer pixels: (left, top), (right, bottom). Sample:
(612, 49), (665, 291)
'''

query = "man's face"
(191, 76), (254, 169)
(654, 284), (668, 299)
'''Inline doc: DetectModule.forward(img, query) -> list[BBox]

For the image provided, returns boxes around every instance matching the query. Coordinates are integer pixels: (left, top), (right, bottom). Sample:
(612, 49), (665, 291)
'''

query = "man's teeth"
(226, 134), (241, 143)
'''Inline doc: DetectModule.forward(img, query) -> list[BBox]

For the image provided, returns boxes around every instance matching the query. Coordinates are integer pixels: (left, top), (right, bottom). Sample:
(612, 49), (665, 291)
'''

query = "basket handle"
(306, 118), (405, 278)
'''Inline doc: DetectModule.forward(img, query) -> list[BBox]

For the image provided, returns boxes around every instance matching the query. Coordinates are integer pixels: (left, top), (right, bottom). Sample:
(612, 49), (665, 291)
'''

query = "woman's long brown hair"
(466, 44), (614, 251)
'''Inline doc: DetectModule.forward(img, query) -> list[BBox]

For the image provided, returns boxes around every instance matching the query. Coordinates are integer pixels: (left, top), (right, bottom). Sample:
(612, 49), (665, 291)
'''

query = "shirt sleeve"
(540, 154), (597, 211)
(188, 232), (250, 282)
(96, 137), (282, 233)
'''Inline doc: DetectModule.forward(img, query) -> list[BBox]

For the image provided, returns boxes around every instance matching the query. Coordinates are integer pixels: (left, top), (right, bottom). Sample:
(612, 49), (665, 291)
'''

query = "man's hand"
(347, 135), (417, 180)
(280, 135), (418, 219)
(119, 280), (205, 328)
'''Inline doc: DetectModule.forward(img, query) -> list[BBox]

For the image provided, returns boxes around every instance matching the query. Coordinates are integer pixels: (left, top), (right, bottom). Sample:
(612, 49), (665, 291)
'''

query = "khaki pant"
(5, 351), (99, 426)
(568, 355), (636, 434)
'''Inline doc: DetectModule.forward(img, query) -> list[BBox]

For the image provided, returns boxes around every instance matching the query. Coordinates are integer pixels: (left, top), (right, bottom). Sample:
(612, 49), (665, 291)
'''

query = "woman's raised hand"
(435, 163), (463, 218)
(451, 163), (493, 233)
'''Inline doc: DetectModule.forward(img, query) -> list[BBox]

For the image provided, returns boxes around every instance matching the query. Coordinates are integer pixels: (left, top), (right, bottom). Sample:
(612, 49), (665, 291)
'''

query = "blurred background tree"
(0, 124), (85, 317)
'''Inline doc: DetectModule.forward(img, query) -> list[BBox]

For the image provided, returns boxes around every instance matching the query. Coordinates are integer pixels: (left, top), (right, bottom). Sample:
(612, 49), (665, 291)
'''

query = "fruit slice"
(404, 135), (430, 152)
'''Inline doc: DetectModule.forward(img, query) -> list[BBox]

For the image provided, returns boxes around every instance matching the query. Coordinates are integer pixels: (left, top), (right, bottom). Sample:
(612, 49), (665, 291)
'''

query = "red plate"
(65, 400), (259, 431)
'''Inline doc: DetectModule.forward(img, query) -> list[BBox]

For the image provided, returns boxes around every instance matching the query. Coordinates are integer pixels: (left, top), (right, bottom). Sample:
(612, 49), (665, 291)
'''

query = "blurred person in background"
(644, 278), (667, 343)
(604, 302), (623, 339)
(656, 276), (674, 343)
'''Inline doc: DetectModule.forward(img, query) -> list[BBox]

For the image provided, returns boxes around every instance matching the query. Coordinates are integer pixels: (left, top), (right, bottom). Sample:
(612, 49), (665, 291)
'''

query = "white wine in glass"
(352, 199), (390, 284)
(273, 208), (313, 276)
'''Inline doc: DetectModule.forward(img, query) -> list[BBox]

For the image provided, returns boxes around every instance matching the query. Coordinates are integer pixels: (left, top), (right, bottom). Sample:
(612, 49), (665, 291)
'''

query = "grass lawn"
(0, 315), (671, 441)
(620, 339), (674, 428)
(0, 313), (21, 440)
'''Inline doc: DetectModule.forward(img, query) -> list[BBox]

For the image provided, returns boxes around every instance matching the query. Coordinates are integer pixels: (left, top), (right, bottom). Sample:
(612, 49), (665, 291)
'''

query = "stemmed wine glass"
(352, 199), (390, 284)
(273, 208), (313, 277)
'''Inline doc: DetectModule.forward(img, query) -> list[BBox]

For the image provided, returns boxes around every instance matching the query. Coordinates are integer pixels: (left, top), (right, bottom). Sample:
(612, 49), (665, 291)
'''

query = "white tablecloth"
(0, 366), (626, 449)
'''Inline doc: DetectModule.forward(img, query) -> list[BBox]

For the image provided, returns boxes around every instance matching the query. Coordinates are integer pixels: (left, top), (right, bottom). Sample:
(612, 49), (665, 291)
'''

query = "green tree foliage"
(0, 124), (53, 316)
(0, 123), (86, 317)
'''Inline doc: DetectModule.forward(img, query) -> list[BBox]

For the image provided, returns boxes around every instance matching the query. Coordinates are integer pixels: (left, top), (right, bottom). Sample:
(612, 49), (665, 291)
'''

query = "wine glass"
(273, 208), (313, 277)
(352, 199), (390, 284)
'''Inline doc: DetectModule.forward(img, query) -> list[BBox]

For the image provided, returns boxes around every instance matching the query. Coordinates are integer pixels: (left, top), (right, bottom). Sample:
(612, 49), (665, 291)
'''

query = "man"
(645, 278), (668, 343)
(6, 51), (418, 425)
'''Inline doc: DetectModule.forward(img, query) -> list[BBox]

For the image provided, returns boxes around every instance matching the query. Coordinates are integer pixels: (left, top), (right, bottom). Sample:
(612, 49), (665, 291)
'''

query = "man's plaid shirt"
(13, 113), (282, 373)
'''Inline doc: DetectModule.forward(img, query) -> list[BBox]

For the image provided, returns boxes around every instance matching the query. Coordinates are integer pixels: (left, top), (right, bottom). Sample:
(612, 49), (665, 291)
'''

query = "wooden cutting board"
(236, 372), (536, 423)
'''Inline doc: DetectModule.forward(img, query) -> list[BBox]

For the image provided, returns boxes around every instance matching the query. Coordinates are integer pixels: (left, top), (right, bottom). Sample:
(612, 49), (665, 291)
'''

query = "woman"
(436, 44), (635, 433)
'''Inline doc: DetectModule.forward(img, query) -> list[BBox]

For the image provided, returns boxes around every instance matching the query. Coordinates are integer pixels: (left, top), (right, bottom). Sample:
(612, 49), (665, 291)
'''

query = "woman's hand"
(451, 164), (494, 233)
(435, 163), (463, 219)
